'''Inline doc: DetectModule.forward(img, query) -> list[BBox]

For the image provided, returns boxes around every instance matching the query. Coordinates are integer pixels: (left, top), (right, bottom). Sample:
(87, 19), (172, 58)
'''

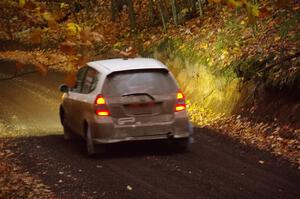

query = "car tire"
(63, 125), (73, 140)
(85, 124), (96, 156)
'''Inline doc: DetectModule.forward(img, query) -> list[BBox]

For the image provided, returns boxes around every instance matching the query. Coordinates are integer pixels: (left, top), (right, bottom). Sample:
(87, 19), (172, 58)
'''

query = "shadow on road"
(11, 133), (188, 160)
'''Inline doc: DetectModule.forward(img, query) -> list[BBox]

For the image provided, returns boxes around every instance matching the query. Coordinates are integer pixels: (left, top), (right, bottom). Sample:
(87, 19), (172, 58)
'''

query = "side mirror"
(59, 84), (69, 93)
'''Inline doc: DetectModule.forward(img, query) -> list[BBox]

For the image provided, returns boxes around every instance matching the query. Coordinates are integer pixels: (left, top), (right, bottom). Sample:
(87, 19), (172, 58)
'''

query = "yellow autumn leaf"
(209, 0), (222, 3)
(180, 8), (189, 15)
(222, 49), (229, 55)
(42, 12), (54, 22)
(179, 44), (186, 49)
(19, 0), (26, 8)
(113, 42), (122, 49)
(66, 23), (82, 36)
(201, 43), (208, 49)
(220, 54), (226, 60)
(60, 3), (69, 9)
(251, 4), (260, 17)
(227, 0), (243, 8)
(233, 47), (240, 52)
(274, 36), (281, 42)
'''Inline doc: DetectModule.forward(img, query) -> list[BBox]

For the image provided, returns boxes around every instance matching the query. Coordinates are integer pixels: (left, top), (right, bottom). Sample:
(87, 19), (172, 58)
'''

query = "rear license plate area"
(124, 103), (155, 115)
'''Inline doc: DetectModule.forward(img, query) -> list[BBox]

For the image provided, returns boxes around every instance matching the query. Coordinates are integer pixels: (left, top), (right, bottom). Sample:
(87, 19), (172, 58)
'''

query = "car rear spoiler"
(106, 68), (169, 77)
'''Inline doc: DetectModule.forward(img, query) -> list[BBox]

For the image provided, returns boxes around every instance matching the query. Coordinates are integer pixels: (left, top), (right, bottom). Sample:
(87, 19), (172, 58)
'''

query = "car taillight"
(95, 95), (110, 116)
(175, 91), (186, 112)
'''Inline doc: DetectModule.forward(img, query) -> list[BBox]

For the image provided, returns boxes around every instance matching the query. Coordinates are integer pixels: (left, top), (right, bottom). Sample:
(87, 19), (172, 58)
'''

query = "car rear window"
(103, 70), (177, 97)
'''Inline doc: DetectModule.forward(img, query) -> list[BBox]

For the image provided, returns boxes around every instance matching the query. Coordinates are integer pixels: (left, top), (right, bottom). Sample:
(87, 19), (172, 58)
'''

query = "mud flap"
(188, 122), (195, 144)
(86, 124), (95, 156)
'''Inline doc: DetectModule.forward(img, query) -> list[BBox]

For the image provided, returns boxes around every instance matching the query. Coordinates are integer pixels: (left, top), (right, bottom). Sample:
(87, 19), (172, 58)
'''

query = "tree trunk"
(111, 0), (117, 21)
(171, 0), (178, 26)
(197, 0), (203, 18)
(127, 0), (136, 31)
(148, 0), (155, 25)
(188, 0), (197, 14)
(157, 0), (167, 31)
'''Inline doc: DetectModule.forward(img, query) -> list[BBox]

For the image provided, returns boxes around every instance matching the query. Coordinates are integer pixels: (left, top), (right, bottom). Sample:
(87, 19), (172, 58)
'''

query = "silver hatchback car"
(59, 58), (193, 155)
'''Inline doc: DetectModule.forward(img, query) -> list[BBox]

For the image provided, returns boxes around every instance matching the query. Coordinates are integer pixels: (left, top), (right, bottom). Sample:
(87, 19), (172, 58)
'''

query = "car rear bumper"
(92, 133), (190, 144)
(89, 111), (193, 144)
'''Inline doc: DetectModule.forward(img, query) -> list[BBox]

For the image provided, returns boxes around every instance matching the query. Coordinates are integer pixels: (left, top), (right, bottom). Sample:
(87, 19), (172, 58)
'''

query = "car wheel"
(63, 125), (73, 140)
(85, 124), (95, 156)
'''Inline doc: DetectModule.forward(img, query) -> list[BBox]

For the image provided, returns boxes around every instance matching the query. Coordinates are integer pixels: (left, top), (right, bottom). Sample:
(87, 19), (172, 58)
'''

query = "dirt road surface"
(0, 61), (299, 199)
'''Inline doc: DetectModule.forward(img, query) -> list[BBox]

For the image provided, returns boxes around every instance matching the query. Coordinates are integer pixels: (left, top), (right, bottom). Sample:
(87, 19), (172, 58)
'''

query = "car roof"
(87, 58), (168, 75)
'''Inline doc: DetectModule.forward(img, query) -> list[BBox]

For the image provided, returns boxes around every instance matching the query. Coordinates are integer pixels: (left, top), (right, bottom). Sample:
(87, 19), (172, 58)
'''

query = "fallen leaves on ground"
(126, 185), (133, 191)
(208, 115), (300, 166)
(0, 49), (76, 73)
(0, 139), (56, 198)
